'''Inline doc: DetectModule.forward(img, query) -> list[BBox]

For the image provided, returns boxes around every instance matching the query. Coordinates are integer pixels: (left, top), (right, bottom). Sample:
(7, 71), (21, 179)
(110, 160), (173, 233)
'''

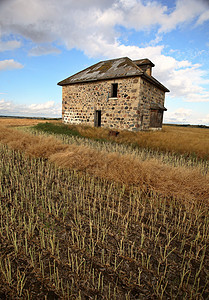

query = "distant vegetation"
(165, 123), (209, 129)
(0, 121), (208, 298)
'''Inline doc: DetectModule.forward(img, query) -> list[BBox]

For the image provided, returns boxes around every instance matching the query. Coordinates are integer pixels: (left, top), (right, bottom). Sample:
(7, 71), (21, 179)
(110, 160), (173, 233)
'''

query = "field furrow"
(0, 143), (208, 298)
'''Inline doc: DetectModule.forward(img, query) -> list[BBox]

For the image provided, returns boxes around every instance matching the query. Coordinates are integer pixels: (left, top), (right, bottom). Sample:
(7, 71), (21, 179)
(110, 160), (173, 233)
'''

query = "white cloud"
(115, 0), (168, 31)
(196, 10), (209, 26)
(159, 107), (209, 125)
(0, 99), (14, 111)
(0, 0), (209, 103)
(28, 45), (61, 56)
(0, 39), (21, 51)
(164, 107), (193, 124)
(160, 61), (209, 102)
(29, 101), (57, 111)
(1, 0), (208, 49)
(0, 59), (23, 71)
(200, 114), (209, 125)
(158, 0), (208, 33)
(0, 99), (61, 117)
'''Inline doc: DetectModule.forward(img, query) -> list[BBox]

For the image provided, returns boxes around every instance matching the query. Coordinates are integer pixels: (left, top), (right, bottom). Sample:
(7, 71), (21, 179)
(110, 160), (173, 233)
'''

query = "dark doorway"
(94, 110), (101, 127)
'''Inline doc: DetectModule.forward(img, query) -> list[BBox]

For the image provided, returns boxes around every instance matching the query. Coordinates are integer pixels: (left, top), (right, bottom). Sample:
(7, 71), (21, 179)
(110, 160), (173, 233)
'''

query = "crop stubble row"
(0, 143), (208, 298)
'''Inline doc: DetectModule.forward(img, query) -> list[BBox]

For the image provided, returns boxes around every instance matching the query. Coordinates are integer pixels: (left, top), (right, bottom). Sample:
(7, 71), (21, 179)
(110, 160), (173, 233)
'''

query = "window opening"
(111, 83), (118, 97)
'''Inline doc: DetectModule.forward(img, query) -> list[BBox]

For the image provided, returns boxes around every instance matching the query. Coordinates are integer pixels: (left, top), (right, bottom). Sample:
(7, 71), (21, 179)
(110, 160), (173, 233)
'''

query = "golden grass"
(69, 124), (209, 159)
(0, 125), (208, 203)
(50, 150), (209, 202)
(3, 118), (208, 158)
(0, 126), (68, 157)
(0, 117), (61, 127)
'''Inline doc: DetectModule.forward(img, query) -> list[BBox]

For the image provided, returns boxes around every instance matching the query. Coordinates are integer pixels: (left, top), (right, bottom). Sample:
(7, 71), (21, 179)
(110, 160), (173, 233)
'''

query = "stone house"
(58, 57), (169, 131)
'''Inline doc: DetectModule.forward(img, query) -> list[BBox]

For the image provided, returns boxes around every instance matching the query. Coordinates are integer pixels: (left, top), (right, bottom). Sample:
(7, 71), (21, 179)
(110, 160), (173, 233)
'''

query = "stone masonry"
(58, 57), (169, 131)
(140, 79), (165, 130)
(62, 77), (165, 131)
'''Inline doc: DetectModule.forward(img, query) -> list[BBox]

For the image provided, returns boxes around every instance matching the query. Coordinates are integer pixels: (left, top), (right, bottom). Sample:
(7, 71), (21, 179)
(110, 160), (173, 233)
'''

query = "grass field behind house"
(32, 122), (209, 160)
(0, 117), (208, 160)
(0, 119), (208, 298)
(0, 117), (61, 128)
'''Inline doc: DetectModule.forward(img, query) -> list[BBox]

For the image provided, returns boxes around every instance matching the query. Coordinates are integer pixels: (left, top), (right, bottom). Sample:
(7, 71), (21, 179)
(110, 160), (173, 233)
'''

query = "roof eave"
(57, 73), (143, 86)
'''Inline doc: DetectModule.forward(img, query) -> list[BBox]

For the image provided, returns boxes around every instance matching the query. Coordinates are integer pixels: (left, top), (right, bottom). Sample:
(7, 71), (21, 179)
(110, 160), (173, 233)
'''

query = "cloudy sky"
(0, 0), (209, 124)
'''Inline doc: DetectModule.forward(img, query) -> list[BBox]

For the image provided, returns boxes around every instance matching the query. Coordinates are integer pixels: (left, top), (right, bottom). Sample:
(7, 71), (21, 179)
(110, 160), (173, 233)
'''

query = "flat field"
(0, 120), (208, 299)
(0, 117), (61, 127)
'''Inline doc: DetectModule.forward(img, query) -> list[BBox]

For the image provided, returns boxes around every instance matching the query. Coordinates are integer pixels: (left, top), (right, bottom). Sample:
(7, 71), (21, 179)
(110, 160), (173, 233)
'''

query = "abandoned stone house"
(58, 57), (169, 131)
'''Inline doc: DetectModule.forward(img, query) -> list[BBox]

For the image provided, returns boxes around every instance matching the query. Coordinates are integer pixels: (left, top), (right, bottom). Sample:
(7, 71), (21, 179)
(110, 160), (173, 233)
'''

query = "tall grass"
(34, 122), (208, 160)
(0, 125), (208, 202)
(1, 118), (208, 159)
(29, 124), (209, 172)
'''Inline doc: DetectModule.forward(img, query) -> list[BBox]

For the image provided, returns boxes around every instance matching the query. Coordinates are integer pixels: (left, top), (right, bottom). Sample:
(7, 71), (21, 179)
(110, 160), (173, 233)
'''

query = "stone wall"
(62, 76), (166, 131)
(139, 78), (166, 130)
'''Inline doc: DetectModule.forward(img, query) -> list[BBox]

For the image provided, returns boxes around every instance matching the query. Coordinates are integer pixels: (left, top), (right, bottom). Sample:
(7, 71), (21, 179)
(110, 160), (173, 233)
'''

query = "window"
(111, 83), (118, 98)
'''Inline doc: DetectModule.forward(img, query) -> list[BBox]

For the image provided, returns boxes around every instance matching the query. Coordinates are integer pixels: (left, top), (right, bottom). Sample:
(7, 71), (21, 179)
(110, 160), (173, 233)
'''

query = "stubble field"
(0, 118), (208, 299)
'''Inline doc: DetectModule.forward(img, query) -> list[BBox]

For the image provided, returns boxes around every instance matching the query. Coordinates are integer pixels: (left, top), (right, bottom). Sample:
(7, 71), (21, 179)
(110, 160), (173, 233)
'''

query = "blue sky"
(0, 0), (209, 124)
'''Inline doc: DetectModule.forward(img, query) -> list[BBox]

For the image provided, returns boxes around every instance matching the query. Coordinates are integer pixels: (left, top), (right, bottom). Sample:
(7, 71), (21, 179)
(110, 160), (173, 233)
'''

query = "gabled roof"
(58, 57), (143, 86)
(57, 56), (169, 92)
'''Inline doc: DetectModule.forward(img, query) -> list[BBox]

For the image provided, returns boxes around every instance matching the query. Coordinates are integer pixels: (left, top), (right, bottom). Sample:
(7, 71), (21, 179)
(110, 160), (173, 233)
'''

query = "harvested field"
(0, 123), (208, 299)
(0, 126), (208, 201)
(0, 117), (61, 127)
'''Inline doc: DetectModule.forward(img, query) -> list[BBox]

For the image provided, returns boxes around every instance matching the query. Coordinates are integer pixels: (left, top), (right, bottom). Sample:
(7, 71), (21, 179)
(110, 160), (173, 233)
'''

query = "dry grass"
(0, 145), (208, 298)
(69, 124), (209, 159)
(0, 122), (209, 298)
(2, 118), (208, 158)
(0, 117), (61, 127)
(50, 149), (209, 202)
(0, 125), (208, 203)
(0, 125), (68, 157)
